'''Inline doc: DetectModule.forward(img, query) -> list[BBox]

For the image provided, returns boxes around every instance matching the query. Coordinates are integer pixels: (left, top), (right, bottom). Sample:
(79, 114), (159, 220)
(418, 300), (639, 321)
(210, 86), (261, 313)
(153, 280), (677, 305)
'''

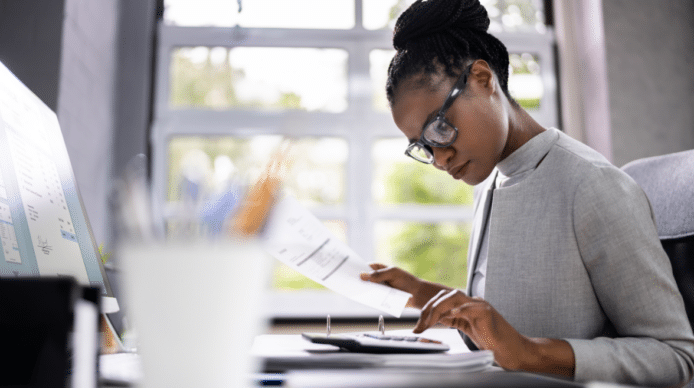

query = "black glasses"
(405, 64), (472, 164)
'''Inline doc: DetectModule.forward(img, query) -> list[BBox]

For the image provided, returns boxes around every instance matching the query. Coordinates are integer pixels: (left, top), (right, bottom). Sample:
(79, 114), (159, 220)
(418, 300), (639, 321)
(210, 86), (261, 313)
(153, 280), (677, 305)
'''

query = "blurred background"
(1, 0), (692, 326)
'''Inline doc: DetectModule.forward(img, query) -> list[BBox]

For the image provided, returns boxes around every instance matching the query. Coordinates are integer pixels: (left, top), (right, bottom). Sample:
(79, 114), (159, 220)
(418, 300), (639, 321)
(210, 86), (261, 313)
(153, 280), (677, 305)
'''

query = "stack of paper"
(252, 329), (493, 373)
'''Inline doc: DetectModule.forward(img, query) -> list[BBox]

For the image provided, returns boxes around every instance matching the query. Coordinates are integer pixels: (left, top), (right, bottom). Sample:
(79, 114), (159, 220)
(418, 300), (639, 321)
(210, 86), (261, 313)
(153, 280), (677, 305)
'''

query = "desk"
(282, 370), (584, 388)
(252, 329), (585, 388)
(102, 329), (610, 387)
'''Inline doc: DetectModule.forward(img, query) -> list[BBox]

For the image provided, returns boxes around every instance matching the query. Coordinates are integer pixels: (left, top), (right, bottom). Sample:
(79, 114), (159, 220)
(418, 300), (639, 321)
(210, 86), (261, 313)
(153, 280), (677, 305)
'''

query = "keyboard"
(301, 333), (450, 353)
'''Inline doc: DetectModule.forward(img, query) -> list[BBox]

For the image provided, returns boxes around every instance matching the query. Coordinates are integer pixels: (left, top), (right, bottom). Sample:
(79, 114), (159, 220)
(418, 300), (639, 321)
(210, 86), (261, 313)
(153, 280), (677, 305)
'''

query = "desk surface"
(284, 369), (584, 388)
(252, 329), (585, 388)
(102, 329), (602, 388)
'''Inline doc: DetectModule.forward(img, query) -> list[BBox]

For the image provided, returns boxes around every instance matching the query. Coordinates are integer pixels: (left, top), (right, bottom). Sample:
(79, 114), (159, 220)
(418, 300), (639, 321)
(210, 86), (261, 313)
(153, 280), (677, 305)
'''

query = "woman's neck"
(499, 105), (546, 161)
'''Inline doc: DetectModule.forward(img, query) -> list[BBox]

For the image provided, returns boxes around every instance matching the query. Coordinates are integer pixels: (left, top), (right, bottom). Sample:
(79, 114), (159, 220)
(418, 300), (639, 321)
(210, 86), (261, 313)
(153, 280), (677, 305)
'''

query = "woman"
(360, 0), (694, 386)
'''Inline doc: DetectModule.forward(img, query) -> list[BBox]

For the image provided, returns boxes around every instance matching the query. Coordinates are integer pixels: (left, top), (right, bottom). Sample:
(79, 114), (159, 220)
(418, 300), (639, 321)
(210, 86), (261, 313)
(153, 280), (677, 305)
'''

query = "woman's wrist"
(522, 338), (575, 378)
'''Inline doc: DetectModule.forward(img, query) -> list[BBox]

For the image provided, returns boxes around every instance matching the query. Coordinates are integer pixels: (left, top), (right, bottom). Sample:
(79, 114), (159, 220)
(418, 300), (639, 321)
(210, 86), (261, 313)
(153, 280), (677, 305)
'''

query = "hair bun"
(393, 0), (490, 51)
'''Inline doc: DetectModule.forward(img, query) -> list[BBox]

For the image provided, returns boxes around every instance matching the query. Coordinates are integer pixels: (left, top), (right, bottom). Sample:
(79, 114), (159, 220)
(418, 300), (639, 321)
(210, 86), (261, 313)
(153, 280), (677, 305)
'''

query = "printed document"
(261, 194), (411, 317)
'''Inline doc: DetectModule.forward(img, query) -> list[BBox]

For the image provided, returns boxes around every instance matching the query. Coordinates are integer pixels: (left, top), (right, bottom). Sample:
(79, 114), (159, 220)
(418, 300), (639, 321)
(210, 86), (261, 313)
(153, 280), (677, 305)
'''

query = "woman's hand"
(360, 263), (452, 309)
(414, 289), (575, 377)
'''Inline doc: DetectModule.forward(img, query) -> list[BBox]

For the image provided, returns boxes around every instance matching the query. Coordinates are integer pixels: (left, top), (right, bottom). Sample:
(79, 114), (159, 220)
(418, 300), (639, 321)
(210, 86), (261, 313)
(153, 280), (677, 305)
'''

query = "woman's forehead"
(402, 71), (451, 95)
(391, 86), (446, 139)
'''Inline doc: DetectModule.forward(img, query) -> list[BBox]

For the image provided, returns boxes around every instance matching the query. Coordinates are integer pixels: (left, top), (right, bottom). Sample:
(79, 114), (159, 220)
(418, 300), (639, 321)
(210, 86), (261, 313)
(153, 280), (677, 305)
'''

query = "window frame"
(151, 0), (557, 318)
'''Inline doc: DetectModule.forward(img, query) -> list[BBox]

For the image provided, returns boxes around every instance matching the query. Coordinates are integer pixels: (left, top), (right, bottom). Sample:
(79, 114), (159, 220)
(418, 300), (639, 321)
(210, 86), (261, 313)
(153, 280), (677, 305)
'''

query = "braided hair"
(386, 0), (514, 106)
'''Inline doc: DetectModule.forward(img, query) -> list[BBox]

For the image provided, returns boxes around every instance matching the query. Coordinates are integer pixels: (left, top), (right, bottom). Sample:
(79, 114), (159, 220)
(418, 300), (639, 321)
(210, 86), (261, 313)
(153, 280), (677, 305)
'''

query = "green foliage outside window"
(170, 48), (306, 110)
(385, 222), (471, 290)
(380, 162), (473, 289)
(516, 98), (540, 110)
(170, 49), (241, 108)
(381, 162), (473, 205)
(272, 264), (324, 291)
(272, 161), (474, 291)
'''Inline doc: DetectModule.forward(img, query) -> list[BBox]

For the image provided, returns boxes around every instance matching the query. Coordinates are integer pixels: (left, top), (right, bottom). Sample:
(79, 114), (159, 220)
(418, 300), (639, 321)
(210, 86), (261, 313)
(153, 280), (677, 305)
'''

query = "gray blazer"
(465, 129), (694, 386)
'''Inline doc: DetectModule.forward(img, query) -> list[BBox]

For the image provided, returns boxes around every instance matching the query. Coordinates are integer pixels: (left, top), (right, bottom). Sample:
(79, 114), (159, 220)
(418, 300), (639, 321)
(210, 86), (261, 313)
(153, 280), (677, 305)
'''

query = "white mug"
(120, 239), (270, 388)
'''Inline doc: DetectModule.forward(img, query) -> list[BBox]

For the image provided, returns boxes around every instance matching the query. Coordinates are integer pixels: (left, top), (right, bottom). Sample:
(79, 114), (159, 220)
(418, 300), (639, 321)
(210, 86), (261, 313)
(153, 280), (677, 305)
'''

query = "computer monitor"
(0, 60), (119, 314)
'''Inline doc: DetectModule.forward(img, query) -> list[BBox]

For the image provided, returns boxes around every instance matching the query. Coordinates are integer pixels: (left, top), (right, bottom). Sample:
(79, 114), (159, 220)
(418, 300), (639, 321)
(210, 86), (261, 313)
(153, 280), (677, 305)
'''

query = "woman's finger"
(359, 263), (388, 281)
(413, 290), (448, 333)
(438, 303), (476, 333)
(360, 265), (401, 283)
(419, 289), (448, 312)
(414, 290), (471, 333)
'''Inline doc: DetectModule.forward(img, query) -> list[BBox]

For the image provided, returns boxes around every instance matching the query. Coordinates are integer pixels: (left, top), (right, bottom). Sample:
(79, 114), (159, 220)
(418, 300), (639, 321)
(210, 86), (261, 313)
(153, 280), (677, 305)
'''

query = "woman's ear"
(468, 59), (496, 96)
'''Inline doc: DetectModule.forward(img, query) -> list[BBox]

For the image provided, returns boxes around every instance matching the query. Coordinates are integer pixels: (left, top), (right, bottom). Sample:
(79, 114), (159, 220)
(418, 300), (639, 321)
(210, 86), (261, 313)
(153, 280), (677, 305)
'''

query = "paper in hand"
(260, 194), (411, 317)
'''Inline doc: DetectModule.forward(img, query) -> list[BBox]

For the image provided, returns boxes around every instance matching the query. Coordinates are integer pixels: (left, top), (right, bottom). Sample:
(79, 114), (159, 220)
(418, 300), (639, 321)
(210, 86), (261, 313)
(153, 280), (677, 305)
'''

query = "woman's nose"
(432, 147), (453, 170)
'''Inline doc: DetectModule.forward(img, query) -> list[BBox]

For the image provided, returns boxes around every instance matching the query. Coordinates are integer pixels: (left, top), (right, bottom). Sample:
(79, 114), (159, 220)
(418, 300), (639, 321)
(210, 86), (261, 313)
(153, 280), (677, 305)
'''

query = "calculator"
(301, 333), (450, 354)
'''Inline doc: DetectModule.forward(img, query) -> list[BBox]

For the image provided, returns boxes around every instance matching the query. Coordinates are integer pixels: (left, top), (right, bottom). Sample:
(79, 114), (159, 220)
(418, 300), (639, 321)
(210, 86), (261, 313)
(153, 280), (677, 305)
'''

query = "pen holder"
(119, 238), (270, 388)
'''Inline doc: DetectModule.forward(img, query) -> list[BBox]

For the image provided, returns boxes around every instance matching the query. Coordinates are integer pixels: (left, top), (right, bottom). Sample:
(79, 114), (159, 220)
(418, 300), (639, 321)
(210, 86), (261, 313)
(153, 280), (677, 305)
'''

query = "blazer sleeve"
(566, 166), (694, 386)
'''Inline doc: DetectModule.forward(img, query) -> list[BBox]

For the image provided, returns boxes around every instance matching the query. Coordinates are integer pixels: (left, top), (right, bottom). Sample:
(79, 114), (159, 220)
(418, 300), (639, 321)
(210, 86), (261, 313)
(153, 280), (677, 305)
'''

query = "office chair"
(622, 150), (694, 324)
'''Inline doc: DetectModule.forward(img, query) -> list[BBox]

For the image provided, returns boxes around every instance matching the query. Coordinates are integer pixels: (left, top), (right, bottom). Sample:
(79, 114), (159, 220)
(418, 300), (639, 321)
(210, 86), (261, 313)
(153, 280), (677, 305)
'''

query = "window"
(169, 47), (348, 111)
(153, 0), (556, 317)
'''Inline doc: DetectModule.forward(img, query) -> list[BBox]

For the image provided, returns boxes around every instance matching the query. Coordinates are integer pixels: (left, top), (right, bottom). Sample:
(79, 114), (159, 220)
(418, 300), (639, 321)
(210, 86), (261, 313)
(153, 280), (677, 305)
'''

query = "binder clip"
(326, 315), (331, 337)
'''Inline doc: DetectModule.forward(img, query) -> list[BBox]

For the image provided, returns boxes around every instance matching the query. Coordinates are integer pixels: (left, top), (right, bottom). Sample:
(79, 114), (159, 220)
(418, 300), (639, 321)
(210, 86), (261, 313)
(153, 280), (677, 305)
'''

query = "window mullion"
(354, 0), (364, 31)
(158, 25), (392, 48)
(346, 38), (375, 261)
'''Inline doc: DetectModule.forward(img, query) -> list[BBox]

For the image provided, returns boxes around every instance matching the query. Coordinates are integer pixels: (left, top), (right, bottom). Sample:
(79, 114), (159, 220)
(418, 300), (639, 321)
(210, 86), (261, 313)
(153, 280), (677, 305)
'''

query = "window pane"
(372, 138), (473, 205)
(272, 220), (347, 291)
(362, 0), (414, 30)
(168, 136), (348, 206)
(482, 0), (546, 33)
(508, 53), (543, 110)
(363, 0), (545, 33)
(170, 47), (348, 112)
(375, 221), (471, 289)
(370, 49), (396, 112)
(164, 0), (355, 29)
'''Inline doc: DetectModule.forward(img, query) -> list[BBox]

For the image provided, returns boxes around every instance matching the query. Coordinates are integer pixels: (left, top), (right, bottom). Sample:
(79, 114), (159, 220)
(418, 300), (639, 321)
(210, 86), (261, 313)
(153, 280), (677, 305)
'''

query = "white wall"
(57, 0), (120, 246)
(602, 0), (694, 167)
(0, 0), (64, 110)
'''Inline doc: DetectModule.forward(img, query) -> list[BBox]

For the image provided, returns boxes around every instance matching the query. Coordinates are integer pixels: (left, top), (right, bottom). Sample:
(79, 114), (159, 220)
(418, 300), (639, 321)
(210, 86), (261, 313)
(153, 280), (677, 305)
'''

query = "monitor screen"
(0, 61), (118, 312)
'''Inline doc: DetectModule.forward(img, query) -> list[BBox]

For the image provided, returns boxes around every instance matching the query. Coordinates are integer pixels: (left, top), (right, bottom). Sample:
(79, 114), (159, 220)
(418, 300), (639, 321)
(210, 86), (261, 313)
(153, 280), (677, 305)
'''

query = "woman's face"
(390, 62), (509, 186)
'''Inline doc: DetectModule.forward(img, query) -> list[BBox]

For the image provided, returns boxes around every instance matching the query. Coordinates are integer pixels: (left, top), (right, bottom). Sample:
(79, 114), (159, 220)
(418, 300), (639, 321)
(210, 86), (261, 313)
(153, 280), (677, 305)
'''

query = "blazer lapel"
(465, 170), (498, 295)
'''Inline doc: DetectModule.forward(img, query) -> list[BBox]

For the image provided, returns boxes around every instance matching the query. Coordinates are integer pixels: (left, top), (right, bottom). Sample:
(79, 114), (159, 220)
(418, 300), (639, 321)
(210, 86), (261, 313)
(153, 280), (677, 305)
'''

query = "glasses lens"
(423, 119), (456, 146)
(406, 143), (434, 163)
